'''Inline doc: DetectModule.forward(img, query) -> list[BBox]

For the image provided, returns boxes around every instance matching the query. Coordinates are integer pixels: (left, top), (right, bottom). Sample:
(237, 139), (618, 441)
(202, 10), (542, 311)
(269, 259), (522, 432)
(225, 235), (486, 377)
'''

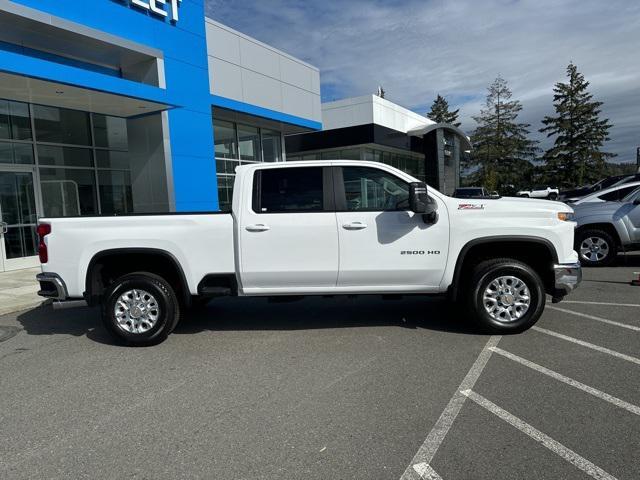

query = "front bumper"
(36, 272), (68, 300)
(552, 262), (582, 302)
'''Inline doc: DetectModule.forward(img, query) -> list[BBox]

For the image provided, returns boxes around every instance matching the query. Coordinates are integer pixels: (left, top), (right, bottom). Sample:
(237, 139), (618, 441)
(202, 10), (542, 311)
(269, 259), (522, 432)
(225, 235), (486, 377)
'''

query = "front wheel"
(576, 229), (617, 267)
(466, 258), (545, 333)
(102, 272), (181, 346)
(548, 192), (558, 200)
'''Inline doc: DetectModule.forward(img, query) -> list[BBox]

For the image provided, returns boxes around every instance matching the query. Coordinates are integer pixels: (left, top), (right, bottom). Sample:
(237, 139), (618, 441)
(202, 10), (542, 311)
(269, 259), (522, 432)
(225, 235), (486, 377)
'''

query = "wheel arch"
(85, 248), (191, 307)
(449, 236), (558, 301)
(575, 222), (623, 247)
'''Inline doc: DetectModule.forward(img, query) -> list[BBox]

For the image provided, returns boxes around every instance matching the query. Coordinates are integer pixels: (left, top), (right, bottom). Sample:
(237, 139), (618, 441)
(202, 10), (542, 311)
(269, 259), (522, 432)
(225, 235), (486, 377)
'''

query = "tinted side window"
(254, 167), (324, 213)
(599, 185), (637, 202)
(342, 167), (409, 211)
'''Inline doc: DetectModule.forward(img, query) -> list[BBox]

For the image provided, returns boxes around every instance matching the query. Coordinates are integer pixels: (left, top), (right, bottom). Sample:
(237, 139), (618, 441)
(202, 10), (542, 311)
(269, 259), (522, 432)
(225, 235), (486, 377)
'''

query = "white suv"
(517, 185), (560, 200)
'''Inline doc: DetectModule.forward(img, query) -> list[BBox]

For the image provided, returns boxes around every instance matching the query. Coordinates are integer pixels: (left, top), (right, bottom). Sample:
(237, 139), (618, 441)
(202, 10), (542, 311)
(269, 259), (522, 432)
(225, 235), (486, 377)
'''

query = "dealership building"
(0, 0), (321, 271)
(286, 94), (471, 195)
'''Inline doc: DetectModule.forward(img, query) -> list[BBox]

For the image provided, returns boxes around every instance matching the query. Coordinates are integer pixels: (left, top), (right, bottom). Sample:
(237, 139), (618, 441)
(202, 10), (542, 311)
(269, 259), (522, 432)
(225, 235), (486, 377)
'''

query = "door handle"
(342, 221), (368, 230)
(246, 224), (270, 232)
(0, 222), (7, 234)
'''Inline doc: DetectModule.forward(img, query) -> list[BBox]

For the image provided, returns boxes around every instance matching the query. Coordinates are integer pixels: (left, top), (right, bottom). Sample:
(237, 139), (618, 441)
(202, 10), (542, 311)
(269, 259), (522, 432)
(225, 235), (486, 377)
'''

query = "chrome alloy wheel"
(114, 289), (160, 334)
(483, 276), (531, 323)
(580, 236), (609, 263)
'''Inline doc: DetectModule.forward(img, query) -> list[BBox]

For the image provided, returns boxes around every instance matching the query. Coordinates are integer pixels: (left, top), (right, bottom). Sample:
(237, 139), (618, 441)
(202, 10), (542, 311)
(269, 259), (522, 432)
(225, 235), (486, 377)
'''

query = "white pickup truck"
(36, 161), (581, 346)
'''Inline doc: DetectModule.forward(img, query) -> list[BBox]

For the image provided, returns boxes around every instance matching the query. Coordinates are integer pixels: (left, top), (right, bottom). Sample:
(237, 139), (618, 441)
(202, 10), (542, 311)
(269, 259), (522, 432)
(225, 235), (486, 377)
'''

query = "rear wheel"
(548, 192), (558, 200)
(576, 229), (617, 267)
(466, 258), (545, 333)
(102, 272), (180, 346)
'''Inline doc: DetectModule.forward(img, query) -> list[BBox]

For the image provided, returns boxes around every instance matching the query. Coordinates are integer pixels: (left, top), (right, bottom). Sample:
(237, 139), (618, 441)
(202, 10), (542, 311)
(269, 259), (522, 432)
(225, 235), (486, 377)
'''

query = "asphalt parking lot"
(1, 255), (639, 480)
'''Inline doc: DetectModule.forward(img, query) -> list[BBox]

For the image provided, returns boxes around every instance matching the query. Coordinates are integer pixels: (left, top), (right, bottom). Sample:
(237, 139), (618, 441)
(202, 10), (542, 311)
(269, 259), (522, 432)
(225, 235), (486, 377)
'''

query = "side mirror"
(409, 182), (438, 223)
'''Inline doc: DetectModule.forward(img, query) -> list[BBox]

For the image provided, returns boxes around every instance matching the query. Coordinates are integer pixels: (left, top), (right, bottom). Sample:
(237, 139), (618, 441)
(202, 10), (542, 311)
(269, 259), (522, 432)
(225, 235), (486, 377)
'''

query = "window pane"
(0, 171), (37, 225)
(340, 148), (361, 160)
(37, 145), (94, 167)
(0, 142), (34, 165)
(217, 175), (234, 212)
(257, 167), (323, 213)
(261, 129), (281, 162)
(4, 226), (37, 259)
(238, 124), (260, 162)
(216, 158), (238, 175)
(40, 168), (98, 217)
(0, 100), (31, 141)
(96, 150), (129, 169)
(342, 167), (409, 211)
(98, 170), (133, 215)
(599, 185), (637, 202)
(93, 114), (128, 150)
(214, 119), (237, 159)
(33, 105), (90, 145)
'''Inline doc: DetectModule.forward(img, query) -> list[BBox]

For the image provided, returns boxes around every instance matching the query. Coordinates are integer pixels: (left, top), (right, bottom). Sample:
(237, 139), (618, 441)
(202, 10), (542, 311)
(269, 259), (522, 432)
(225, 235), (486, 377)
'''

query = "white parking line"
(461, 390), (618, 480)
(490, 347), (640, 416)
(548, 306), (640, 332)
(400, 336), (501, 480)
(412, 463), (443, 480)
(532, 327), (640, 366)
(562, 300), (640, 308)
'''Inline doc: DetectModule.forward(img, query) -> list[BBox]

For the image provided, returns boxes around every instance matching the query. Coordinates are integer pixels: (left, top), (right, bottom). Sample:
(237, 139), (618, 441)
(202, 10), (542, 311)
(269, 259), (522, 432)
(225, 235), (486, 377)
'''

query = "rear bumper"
(552, 262), (582, 302)
(36, 272), (68, 300)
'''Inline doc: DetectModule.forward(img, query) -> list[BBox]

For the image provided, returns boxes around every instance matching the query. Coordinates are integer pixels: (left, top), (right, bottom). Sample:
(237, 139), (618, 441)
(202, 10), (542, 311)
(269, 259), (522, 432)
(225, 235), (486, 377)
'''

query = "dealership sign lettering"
(128, 0), (182, 23)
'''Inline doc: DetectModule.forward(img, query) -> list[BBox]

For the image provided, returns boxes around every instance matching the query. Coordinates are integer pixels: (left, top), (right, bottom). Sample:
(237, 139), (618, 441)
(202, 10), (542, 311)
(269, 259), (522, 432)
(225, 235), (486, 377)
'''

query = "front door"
(0, 168), (40, 272)
(238, 165), (339, 294)
(335, 166), (449, 290)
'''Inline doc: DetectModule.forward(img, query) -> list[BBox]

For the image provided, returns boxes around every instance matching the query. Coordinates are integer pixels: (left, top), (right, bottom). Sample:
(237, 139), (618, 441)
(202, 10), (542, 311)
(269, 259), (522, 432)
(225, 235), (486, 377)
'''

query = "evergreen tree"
(540, 62), (614, 187)
(470, 77), (539, 191)
(427, 94), (461, 127)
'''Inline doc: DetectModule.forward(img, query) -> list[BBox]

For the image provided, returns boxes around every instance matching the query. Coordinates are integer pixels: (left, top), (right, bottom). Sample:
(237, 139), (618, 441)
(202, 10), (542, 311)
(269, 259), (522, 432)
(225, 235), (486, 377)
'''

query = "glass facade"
(0, 98), (134, 218)
(214, 118), (283, 211)
(288, 146), (426, 182)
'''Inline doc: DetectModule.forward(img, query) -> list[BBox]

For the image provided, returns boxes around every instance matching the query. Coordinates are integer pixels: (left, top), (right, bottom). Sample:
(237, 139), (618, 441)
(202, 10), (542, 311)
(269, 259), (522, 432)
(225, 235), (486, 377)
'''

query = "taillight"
(37, 223), (51, 263)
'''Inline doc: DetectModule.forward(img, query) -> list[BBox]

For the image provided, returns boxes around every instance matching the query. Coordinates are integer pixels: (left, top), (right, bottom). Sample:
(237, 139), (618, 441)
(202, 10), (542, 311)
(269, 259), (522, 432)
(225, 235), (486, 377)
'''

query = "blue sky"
(206, 0), (640, 163)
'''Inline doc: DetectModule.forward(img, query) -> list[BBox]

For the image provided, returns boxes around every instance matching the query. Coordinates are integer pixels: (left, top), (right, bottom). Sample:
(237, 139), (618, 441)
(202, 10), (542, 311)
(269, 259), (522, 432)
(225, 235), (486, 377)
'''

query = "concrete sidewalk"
(0, 267), (48, 316)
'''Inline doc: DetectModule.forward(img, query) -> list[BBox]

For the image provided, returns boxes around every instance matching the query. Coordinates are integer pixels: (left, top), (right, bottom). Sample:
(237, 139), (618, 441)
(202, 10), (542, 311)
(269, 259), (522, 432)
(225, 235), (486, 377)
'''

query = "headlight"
(557, 212), (575, 222)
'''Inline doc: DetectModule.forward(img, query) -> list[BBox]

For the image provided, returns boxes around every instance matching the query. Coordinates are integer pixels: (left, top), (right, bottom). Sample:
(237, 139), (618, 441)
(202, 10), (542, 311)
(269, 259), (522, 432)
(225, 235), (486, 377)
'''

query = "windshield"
(622, 186), (640, 203)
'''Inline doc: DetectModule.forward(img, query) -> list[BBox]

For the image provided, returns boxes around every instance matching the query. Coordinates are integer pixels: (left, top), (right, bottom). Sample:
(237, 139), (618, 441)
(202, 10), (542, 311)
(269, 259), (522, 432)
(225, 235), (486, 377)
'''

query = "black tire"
(102, 272), (180, 346)
(575, 229), (617, 267)
(520, 193), (530, 198)
(466, 258), (545, 334)
(548, 193), (558, 201)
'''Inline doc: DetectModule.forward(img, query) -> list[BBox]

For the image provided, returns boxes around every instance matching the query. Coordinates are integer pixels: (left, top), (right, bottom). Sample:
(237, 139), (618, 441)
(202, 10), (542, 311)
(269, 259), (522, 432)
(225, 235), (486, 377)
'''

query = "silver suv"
(573, 186), (640, 266)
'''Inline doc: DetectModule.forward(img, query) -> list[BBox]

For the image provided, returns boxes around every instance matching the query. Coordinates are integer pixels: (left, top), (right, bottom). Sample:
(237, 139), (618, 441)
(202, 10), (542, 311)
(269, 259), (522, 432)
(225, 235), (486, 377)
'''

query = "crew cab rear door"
(334, 165), (449, 290)
(238, 166), (339, 293)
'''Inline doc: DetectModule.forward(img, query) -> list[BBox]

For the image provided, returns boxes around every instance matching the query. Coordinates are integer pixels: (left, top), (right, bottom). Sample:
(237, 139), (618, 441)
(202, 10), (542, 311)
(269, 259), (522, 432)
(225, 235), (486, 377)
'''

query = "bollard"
(633, 272), (640, 286)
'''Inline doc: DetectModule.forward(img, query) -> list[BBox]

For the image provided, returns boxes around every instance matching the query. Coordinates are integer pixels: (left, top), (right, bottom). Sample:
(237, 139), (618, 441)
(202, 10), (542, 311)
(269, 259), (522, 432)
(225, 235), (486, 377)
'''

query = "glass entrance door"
(0, 169), (39, 272)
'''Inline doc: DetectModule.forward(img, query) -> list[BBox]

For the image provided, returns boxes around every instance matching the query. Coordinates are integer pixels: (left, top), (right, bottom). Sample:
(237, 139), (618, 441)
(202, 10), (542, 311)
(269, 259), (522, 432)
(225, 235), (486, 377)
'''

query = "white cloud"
(206, 0), (640, 163)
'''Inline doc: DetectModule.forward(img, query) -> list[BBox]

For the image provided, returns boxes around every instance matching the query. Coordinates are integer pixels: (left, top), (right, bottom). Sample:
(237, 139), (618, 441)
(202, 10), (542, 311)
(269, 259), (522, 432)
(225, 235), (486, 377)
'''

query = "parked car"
(571, 181), (640, 205)
(517, 186), (560, 200)
(573, 186), (640, 266)
(560, 174), (640, 202)
(36, 160), (581, 345)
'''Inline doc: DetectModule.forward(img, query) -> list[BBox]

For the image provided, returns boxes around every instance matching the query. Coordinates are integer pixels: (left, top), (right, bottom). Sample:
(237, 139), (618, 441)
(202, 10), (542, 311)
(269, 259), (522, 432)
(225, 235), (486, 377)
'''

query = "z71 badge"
(458, 204), (485, 210)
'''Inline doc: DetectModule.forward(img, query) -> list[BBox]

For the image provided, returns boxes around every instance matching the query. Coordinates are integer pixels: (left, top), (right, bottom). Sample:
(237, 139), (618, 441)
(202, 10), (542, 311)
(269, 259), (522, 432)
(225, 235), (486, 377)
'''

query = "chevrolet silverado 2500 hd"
(36, 161), (581, 345)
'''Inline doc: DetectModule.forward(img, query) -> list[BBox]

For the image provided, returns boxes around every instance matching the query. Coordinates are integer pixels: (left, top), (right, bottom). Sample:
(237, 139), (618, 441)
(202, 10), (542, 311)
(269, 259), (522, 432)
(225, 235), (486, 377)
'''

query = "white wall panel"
(205, 22), (241, 65)
(241, 69), (283, 112)
(208, 57), (243, 102)
(279, 56), (313, 92)
(282, 83), (314, 120)
(239, 37), (281, 79)
(205, 19), (321, 123)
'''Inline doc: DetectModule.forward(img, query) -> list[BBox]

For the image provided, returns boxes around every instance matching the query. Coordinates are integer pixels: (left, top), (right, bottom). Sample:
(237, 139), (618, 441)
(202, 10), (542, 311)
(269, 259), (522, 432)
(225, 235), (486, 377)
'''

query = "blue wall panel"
(8, 0), (219, 211)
